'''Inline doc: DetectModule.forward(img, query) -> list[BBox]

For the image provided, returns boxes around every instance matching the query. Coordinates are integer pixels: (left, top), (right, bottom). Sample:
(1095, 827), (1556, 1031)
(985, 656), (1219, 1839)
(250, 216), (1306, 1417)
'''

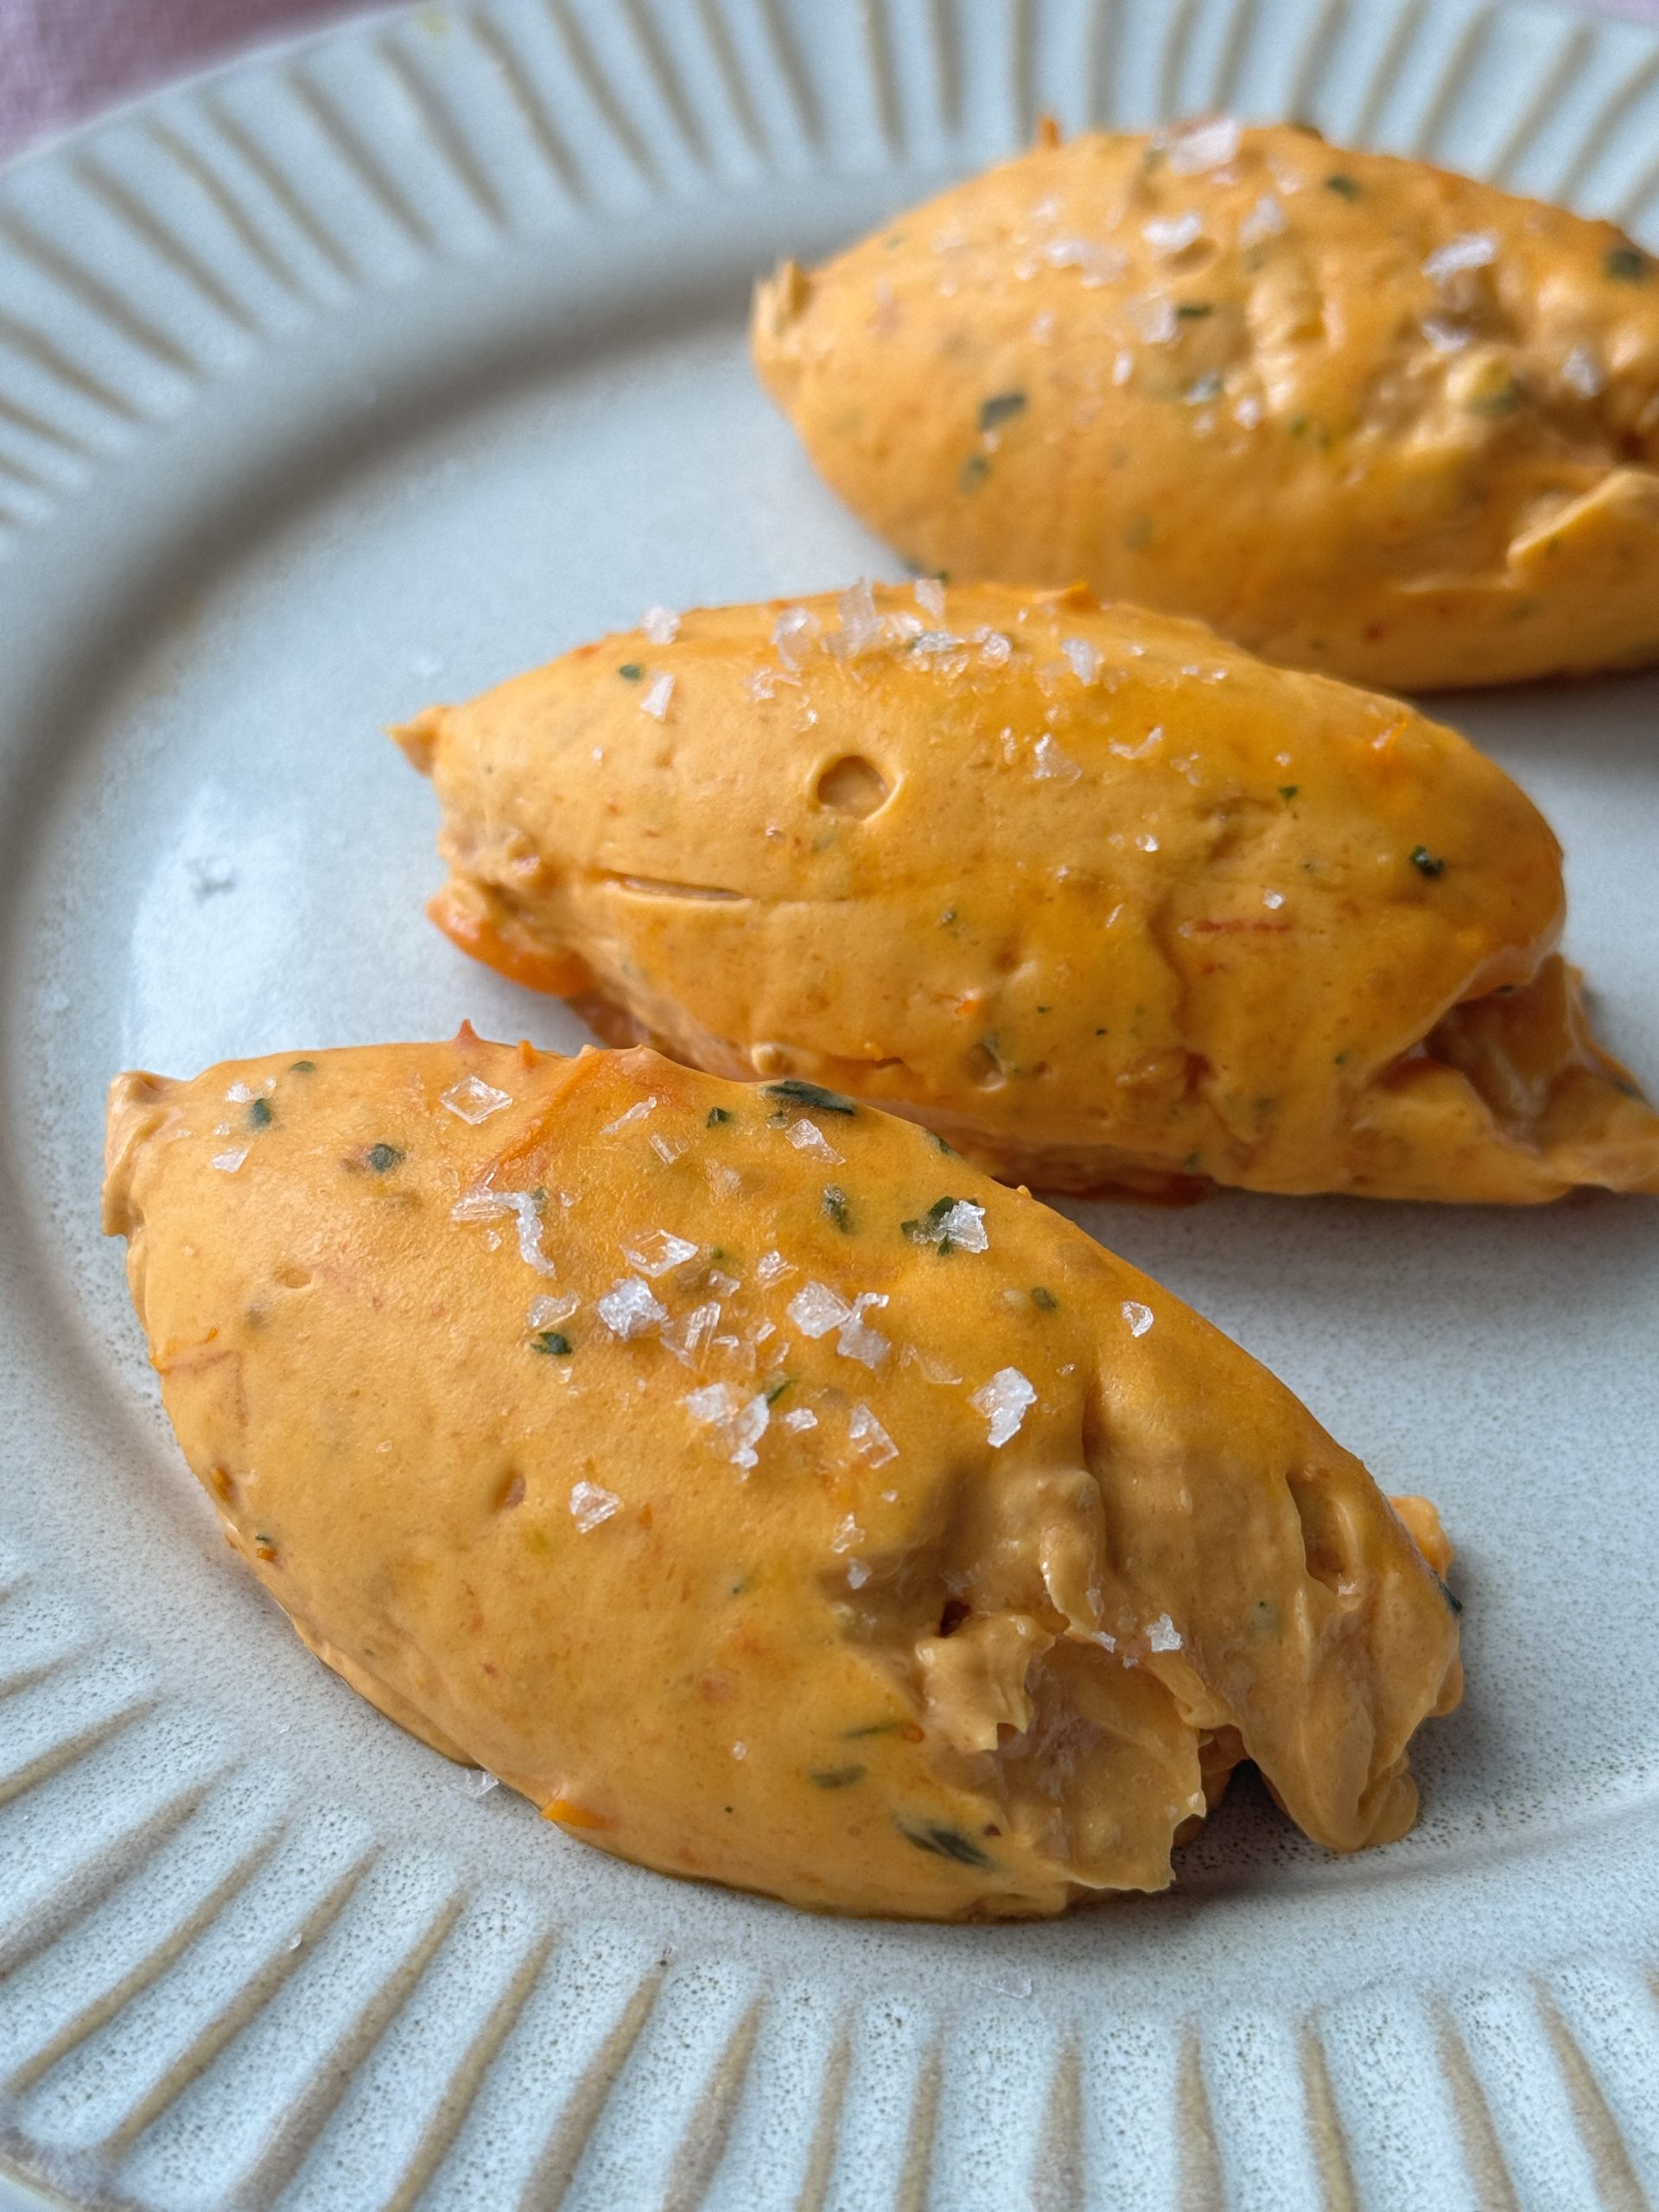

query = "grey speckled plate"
(2, 0), (1658, 2204)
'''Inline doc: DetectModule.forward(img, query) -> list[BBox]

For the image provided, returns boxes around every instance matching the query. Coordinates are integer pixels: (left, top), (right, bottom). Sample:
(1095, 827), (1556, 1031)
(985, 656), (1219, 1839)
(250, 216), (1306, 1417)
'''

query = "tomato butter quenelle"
(105, 1037), (1460, 1919)
(753, 120), (1659, 692)
(397, 582), (1659, 1204)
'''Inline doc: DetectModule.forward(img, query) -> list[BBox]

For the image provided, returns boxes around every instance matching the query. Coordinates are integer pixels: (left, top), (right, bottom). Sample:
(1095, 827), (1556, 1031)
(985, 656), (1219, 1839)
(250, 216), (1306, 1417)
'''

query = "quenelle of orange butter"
(396, 581), (1659, 1204)
(752, 119), (1659, 692)
(105, 1035), (1460, 1920)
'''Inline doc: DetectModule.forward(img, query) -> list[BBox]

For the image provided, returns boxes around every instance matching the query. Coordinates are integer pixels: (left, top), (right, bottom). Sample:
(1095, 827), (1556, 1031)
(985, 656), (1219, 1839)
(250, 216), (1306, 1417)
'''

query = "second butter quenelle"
(397, 582), (1659, 1204)
(105, 1034), (1461, 1919)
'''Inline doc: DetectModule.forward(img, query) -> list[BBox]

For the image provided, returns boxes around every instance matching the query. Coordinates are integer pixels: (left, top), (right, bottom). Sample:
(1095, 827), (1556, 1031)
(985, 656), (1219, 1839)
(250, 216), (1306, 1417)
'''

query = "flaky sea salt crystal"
(832, 1513), (864, 1552)
(782, 1407), (817, 1433)
(569, 1480), (622, 1532)
(1033, 733), (1083, 782)
(901, 1343), (963, 1386)
(663, 1300), (721, 1367)
(528, 1293), (579, 1328)
(1423, 231), (1497, 282)
(913, 576), (946, 619)
(441, 1074), (512, 1125)
(621, 1229), (699, 1278)
(226, 1081), (254, 1103)
(1165, 114), (1239, 174)
(451, 1188), (557, 1277)
(832, 578), (883, 656)
(1143, 211), (1202, 256)
(970, 1367), (1036, 1448)
(211, 1147), (247, 1173)
(1128, 295), (1179, 345)
(785, 1117), (842, 1164)
(1562, 344), (1605, 397)
(1122, 1300), (1155, 1337)
(837, 1293), (890, 1368)
(757, 1249), (794, 1286)
(772, 605), (821, 670)
(597, 1276), (668, 1339)
(1061, 637), (1100, 684)
(707, 1268), (741, 1297)
(728, 1393), (770, 1471)
(747, 668), (778, 702)
(639, 672), (675, 721)
(1237, 192), (1285, 245)
(1044, 238), (1127, 286)
(684, 1382), (737, 1424)
(935, 1200), (988, 1252)
(649, 1133), (685, 1165)
(458, 1769), (499, 1799)
(641, 604), (680, 644)
(787, 1281), (849, 1338)
(846, 1560), (871, 1589)
(848, 1404), (898, 1467)
(601, 1097), (657, 1135)
(1147, 1612), (1183, 1652)
(1262, 889), (1285, 911)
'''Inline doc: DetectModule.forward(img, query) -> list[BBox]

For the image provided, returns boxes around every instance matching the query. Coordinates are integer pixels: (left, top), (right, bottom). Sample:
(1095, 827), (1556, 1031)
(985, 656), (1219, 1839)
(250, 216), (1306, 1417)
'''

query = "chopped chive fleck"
(766, 1377), (791, 1405)
(1467, 382), (1521, 416)
(1324, 173), (1361, 198)
(1409, 846), (1445, 877)
(978, 390), (1027, 430)
(766, 1078), (857, 1116)
(531, 1331), (572, 1357)
(1279, 785), (1299, 801)
(1438, 1575), (1464, 1616)
(618, 661), (645, 680)
(1030, 1286), (1058, 1312)
(365, 1142), (404, 1173)
(1605, 245), (1648, 283)
(959, 454), (990, 493)
(289, 1059), (315, 1073)
(246, 1098), (273, 1129)
(1334, 1050), (1351, 1067)
(822, 1185), (853, 1233)
(1176, 301), (1214, 319)
(933, 1133), (957, 1156)
(843, 1718), (904, 1738)
(706, 1106), (733, 1127)
(897, 1821), (994, 1869)
(810, 1764), (867, 1789)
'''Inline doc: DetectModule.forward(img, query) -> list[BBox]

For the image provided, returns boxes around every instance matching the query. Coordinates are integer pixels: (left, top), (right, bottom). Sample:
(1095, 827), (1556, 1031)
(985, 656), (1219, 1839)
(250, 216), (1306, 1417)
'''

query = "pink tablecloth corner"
(4, 0), (1659, 168)
(0, 0), (378, 163)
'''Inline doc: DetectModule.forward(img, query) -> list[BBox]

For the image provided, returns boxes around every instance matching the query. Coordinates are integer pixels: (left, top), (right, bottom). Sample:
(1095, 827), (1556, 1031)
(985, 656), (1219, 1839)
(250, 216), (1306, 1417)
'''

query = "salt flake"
(641, 604), (680, 644)
(1122, 1300), (1155, 1337)
(528, 1292), (579, 1328)
(1033, 733), (1083, 782)
(211, 1147), (247, 1173)
(1143, 212), (1202, 256)
(787, 1281), (850, 1338)
(441, 1074), (512, 1125)
(601, 1097), (657, 1135)
(597, 1276), (668, 1339)
(569, 1480), (622, 1533)
(1237, 193), (1285, 245)
(848, 1405), (899, 1467)
(663, 1299), (721, 1367)
(1562, 344), (1605, 397)
(785, 1117), (842, 1164)
(1147, 1612), (1183, 1652)
(639, 672), (675, 721)
(684, 1382), (737, 1424)
(1423, 232), (1497, 282)
(756, 1249), (794, 1287)
(935, 1200), (988, 1252)
(970, 1366), (1036, 1448)
(782, 1407), (818, 1433)
(1165, 115), (1239, 175)
(1061, 637), (1100, 685)
(621, 1229), (699, 1278)
(913, 576), (946, 619)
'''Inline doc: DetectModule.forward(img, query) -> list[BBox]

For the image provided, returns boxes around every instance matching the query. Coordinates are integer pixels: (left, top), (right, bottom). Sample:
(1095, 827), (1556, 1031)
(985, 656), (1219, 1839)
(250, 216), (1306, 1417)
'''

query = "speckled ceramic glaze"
(1, 2), (1658, 2206)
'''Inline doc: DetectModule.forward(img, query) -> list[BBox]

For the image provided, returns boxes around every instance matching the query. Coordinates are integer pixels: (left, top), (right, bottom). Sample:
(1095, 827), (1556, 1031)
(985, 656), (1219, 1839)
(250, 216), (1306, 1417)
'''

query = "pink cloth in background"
(3, 0), (1659, 165)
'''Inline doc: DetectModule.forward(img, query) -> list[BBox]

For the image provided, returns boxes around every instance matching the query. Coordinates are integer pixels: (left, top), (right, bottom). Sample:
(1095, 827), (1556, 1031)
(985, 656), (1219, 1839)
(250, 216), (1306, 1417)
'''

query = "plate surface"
(3, 0), (1659, 2205)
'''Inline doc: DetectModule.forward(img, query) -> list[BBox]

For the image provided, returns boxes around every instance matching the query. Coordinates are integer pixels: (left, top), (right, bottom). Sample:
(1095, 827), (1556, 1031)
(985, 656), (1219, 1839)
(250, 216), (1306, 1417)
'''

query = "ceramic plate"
(3, 0), (1659, 2204)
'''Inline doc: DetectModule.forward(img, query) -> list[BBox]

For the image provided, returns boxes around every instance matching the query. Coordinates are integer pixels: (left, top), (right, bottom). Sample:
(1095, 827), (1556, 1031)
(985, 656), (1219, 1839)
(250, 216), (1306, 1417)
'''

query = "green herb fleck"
(897, 1821), (994, 1869)
(810, 1764), (867, 1789)
(978, 390), (1027, 430)
(1176, 301), (1214, 319)
(959, 454), (990, 493)
(289, 1059), (316, 1073)
(843, 1718), (905, 1739)
(706, 1106), (733, 1127)
(246, 1097), (273, 1129)
(1438, 1575), (1464, 1616)
(1279, 784), (1299, 801)
(531, 1331), (572, 1357)
(366, 1142), (404, 1173)
(1334, 1050), (1351, 1067)
(1467, 381), (1521, 416)
(1410, 846), (1445, 878)
(1324, 173), (1361, 199)
(618, 661), (645, 681)
(1605, 244), (1648, 283)
(766, 1377), (792, 1405)
(933, 1133), (957, 1156)
(1124, 515), (1153, 550)
(766, 1079), (857, 1116)
(823, 1185), (853, 1233)
(1030, 1286), (1058, 1312)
